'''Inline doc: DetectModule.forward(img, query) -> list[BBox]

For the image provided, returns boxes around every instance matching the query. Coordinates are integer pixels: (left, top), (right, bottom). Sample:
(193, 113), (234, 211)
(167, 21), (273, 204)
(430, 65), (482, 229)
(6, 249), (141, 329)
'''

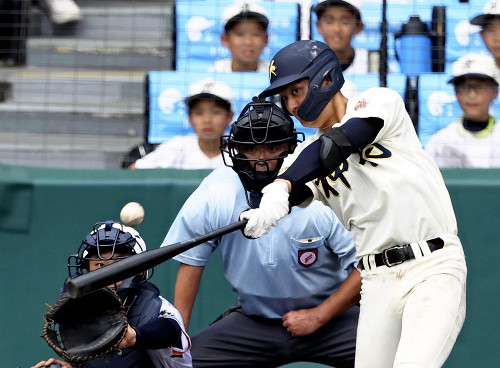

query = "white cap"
(470, 0), (500, 27)
(185, 77), (233, 111)
(448, 53), (499, 85)
(314, 0), (362, 20)
(223, 1), (269, 31)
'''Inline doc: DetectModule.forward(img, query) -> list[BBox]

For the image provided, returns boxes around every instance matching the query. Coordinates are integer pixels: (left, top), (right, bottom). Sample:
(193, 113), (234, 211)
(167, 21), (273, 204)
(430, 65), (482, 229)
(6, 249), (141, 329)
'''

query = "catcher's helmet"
(259, 40), (344, 122)
(68, 221), (147, 278)
(221, 97), (303, 198)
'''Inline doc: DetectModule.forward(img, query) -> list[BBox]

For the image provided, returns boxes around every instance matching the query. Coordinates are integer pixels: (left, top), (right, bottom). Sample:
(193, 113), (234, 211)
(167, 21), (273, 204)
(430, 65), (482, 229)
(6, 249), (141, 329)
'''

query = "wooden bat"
(66, 219), (247, 298)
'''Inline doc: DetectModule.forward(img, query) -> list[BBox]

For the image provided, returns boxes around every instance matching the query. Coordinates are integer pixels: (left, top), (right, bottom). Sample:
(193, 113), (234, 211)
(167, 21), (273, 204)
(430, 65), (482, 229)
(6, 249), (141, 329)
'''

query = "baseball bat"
(66, 219), (247, 298)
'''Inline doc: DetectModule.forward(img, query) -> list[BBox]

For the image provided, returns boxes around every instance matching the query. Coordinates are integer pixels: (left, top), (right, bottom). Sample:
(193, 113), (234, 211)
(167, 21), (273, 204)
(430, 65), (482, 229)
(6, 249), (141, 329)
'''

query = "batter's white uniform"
(425, 116), (500, 168)
(280, 87), (467, 368)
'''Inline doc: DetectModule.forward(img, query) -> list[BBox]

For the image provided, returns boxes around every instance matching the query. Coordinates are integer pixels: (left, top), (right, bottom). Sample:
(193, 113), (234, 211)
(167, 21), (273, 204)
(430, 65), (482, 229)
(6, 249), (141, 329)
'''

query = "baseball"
(120, 202), (145, 227)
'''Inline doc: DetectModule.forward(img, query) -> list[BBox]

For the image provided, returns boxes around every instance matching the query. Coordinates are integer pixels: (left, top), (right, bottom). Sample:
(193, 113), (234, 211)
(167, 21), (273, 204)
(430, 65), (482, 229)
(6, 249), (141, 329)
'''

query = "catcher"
(32, 221), (192, 368)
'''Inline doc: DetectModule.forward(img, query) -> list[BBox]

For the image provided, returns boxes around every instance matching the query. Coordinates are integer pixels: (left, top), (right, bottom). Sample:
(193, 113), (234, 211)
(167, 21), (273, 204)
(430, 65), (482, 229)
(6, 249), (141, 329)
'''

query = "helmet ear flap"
(280, 96), (292, 116)
(297, 53), (344, 122)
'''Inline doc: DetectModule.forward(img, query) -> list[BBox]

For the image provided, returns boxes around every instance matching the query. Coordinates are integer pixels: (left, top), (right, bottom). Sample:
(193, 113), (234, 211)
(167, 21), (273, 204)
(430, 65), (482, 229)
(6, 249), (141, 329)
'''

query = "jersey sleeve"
(157, 296), (191, 354)
(145, 296), (192, 365)
(340, 87), (416, 147)
(164, 169), (239, 266)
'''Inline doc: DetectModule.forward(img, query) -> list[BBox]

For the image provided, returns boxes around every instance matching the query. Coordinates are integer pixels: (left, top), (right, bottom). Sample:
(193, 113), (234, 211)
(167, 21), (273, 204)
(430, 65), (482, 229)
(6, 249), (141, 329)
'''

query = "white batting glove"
(240, 181), (290, 238)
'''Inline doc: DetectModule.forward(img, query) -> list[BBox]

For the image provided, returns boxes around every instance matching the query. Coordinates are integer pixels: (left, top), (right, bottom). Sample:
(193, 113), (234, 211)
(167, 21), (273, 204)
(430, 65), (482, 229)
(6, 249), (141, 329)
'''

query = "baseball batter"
(241, 40), (467, 368)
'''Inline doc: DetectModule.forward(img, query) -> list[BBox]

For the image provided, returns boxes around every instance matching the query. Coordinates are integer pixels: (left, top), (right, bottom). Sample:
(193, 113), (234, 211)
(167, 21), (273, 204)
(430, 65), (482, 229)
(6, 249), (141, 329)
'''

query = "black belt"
(360, 238), (444, 270)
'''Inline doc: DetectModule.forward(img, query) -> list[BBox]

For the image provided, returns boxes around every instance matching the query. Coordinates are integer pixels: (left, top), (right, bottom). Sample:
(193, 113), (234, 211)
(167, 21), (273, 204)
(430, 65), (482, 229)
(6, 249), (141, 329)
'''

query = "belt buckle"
(383, 245), (405, 267)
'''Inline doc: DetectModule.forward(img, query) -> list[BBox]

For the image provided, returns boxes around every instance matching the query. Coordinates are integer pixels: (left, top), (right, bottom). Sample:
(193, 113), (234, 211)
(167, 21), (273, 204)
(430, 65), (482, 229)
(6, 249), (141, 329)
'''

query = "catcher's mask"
(68, 221), (147, 279)
(220, 97), (303, 205)
(259, 40), (344, 122)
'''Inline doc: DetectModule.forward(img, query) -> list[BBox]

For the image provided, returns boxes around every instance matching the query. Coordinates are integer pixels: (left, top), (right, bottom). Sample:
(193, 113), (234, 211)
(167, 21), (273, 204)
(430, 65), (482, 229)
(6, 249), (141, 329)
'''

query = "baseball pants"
(355, 240), (467, 368)
(190, 304), (359, 367)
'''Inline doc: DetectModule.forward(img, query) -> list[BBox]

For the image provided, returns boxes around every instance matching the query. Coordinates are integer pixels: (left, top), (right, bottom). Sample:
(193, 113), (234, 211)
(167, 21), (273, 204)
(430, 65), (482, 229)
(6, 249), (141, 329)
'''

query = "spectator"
(36, 0), (82, 25)
(130, 78), (234, 169)
(470, 0), (500, 69)
(0, 0), (81, 67)
(210, 1), (269, 72)
(426, 53), (500, 168)
(0, 0), (28, 66)
(313, 0), (367, 74)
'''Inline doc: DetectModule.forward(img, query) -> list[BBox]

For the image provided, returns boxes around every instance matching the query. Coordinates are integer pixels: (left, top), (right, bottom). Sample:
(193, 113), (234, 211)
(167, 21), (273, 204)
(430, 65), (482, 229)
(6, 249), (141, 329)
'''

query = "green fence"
(0, 164), (499, 367)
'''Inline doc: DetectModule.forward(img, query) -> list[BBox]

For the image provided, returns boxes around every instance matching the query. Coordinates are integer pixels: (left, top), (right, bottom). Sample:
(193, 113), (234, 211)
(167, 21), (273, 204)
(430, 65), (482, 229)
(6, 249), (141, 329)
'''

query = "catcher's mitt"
(42, 287), (128, 366)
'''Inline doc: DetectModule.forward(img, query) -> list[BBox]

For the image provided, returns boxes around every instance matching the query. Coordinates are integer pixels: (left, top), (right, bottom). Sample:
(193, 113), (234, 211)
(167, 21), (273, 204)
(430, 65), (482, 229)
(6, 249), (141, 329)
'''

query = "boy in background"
(470, 0), (500, 70)
(426, 53), (500, 168)
(210, 2), (270, 72)
(130, 78), (234, 169)
(313, 0), (367, 74)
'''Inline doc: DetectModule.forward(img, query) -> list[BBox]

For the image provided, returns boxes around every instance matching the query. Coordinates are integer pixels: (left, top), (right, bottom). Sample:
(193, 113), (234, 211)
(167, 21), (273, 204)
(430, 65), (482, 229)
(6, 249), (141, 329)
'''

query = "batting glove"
(240, 181), (290, 238)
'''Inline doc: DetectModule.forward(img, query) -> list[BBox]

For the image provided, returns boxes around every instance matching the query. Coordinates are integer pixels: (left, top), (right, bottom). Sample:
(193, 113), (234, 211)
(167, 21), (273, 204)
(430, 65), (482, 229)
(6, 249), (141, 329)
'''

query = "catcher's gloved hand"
(240, 181), (290, 238)
(42, 287), (128, 366)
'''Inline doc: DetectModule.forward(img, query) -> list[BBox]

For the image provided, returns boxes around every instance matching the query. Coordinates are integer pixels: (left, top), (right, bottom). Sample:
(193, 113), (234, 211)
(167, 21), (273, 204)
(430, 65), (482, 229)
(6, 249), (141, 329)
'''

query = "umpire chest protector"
(85, 280), (161, 368)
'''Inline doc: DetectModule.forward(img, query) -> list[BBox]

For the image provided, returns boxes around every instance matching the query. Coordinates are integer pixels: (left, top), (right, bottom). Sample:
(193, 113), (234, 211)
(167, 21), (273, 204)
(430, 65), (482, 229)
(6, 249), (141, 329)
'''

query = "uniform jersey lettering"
(313, 161), (350, 198)
(359, 143), (392, 167)
(314, 144), (392, 198)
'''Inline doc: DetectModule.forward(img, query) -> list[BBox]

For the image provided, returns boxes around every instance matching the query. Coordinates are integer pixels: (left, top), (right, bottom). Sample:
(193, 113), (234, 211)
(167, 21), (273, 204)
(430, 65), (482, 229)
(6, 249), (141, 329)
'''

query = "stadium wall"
(0, 165), (498, 367)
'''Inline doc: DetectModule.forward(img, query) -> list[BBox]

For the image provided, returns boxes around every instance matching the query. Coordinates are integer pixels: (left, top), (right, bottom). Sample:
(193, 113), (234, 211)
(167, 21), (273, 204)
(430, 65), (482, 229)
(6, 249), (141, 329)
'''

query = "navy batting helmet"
(221, 97), (303, 197)
(68, 221), (147, 279)
(259, 40), (344, 122)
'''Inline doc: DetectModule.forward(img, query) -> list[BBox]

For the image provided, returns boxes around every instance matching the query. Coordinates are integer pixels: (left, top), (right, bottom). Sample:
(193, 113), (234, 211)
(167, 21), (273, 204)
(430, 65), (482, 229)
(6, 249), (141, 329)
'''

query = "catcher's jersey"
(148, 296), (192, 368)
(281, 87), (459, 259)
(425, 117), (500, 168)
(165, 166), (356, 319)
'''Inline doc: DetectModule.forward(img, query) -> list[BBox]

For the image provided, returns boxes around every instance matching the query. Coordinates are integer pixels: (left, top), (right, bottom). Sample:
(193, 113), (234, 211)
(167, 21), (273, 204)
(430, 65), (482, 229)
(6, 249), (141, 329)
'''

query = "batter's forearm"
(278, 139), (324, 187)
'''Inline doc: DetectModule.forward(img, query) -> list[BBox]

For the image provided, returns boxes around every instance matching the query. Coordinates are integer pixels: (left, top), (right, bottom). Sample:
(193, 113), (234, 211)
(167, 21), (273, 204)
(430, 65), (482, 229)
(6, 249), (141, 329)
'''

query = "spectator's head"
(185, 78), (234, 142)
(221, 2), (269, 71)
(449, 53), (499, 121)
(221, 98), (302, 199)
(470, 0), (500, 66)
(313, 0), (364, 56)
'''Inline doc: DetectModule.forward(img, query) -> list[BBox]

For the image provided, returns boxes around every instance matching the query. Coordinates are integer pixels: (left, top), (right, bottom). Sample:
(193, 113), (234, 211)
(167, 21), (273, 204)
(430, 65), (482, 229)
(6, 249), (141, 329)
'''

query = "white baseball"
(120, 202), (145, 227)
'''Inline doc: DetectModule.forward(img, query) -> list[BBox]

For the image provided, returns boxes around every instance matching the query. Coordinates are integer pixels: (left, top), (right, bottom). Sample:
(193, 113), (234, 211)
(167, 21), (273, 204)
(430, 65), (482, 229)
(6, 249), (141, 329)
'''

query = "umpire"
(163, 99), (360, 367)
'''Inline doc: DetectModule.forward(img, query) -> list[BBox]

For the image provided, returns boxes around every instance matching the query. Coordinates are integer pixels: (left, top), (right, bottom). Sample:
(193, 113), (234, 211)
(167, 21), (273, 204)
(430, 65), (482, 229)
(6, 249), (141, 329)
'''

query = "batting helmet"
(68, 221), (147, 278)
(221, 97), (303, 196)
(259, 40), (344, 122)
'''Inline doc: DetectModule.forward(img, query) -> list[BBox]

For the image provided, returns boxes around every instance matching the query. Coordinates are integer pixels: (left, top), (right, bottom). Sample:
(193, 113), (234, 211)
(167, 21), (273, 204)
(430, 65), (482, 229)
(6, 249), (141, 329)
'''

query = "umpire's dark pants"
(191, 305), (359, 368)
